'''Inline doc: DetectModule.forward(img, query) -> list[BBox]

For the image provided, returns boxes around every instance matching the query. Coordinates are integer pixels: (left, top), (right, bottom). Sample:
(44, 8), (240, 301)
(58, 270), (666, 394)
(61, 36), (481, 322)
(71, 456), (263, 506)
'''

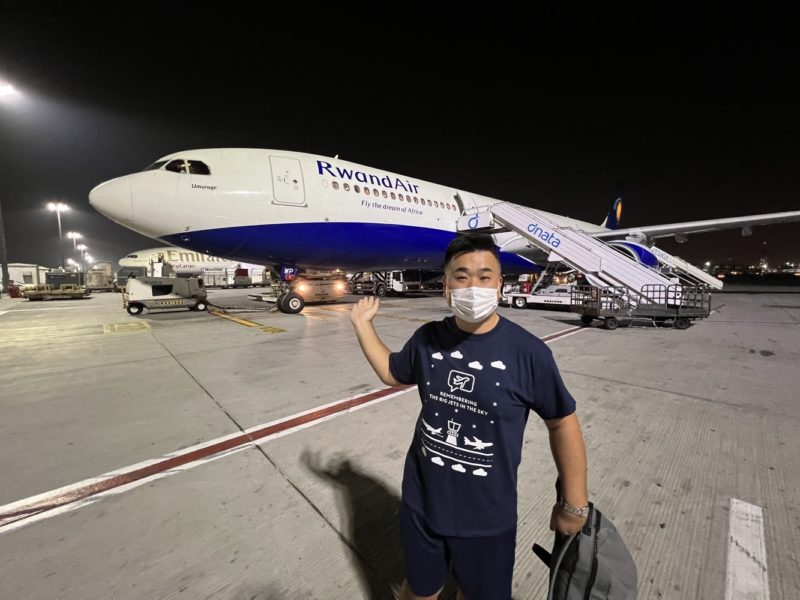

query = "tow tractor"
(248, 267), (347, 313)
(123, 276), (208, 315)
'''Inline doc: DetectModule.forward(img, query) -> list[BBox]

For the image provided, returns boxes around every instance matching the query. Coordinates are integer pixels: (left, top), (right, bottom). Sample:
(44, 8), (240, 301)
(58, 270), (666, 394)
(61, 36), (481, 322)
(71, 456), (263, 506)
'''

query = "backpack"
(533, 503), (638, 600)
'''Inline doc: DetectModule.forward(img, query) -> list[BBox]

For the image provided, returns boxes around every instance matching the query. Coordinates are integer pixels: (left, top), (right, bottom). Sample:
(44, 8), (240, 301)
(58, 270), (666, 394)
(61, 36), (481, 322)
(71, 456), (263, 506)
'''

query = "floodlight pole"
(0, 194), (9, 293)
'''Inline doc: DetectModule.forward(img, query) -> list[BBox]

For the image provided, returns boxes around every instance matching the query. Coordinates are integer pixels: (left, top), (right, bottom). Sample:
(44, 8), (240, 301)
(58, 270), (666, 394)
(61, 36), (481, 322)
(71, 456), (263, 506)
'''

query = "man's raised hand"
(351, 296), (380, 326)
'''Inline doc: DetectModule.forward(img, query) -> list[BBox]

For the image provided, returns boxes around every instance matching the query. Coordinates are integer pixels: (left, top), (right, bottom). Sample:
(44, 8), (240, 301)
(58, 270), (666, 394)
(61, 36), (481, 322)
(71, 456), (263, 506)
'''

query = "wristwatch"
(557, 498), (590, 518)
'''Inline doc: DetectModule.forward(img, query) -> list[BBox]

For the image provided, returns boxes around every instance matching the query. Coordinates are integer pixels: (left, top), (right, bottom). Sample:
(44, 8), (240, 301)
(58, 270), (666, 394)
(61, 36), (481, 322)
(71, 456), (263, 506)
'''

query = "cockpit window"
(142, 160), (167, 171)
(126, 254), (138, 258)
(166, 159), (188, 174)
(164, 159), (211, 175)
(188, 161), (211, 175)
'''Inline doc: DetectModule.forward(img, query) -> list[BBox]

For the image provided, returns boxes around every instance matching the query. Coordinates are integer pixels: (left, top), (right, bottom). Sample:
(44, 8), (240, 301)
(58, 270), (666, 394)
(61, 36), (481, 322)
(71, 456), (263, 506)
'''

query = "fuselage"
(90, 149), (609, 272)
(119, 246), (262, 273)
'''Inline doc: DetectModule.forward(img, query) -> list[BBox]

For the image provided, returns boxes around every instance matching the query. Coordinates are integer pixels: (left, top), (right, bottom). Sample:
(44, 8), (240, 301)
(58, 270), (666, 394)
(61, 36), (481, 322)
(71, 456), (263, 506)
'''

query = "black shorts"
(398, 503), (517, 599)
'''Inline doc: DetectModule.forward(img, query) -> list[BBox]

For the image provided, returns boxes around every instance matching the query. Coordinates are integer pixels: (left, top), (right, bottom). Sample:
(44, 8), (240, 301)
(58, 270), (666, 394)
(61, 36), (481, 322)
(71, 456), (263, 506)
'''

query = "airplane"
(119, 246), (265, 274)
(463, 437), (494, 451)
(422, 419), (443, 436)
(89, 148), (800, 311)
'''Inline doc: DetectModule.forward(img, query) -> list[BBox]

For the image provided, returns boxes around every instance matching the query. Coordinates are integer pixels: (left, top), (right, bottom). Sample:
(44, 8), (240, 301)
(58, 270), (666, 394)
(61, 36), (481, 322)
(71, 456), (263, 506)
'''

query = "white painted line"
(726, 498), (770, 600)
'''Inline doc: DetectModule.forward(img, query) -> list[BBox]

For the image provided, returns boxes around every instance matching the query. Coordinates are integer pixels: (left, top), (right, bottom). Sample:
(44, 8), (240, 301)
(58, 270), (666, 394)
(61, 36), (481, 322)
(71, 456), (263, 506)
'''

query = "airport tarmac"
(0, 289), (798, 600)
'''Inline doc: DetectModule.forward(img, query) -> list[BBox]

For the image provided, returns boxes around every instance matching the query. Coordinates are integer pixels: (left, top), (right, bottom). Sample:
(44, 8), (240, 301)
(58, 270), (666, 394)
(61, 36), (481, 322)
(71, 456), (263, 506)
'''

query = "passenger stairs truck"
(459, 203), (714, 329)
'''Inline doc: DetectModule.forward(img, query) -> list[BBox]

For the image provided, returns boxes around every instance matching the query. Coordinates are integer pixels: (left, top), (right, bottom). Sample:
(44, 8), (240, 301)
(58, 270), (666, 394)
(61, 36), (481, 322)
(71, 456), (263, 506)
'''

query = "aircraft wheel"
(127, 304), (143, 316)
(674, 317), (690, 330)
(282, 292), (305, 314)
(513, 296), (527, 309)
(604, 316), (619, 330)
(195, 300), (208, 312)
(580, 314), (593, 325)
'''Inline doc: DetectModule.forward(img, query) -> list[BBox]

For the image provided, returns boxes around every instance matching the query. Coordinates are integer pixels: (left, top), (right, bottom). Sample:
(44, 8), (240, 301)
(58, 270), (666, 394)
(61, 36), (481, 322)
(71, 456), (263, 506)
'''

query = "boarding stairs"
(649, 245), (723, 289)
(458, 203), (678, 307)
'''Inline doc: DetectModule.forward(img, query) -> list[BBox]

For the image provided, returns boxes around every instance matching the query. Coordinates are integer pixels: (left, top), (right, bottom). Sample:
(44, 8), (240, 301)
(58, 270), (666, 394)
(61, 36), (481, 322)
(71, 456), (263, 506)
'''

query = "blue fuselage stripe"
(161, 222), (536, 273)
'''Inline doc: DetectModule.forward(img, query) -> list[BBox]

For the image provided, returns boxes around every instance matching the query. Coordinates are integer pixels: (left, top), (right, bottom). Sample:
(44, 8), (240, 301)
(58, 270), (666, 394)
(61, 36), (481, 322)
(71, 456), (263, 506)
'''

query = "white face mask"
(448, 286), (499, 323)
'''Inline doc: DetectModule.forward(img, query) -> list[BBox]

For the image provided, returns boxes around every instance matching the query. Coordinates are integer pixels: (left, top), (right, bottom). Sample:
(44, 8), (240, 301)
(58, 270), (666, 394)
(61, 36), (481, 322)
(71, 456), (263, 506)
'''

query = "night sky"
(1, 3), (798, 269)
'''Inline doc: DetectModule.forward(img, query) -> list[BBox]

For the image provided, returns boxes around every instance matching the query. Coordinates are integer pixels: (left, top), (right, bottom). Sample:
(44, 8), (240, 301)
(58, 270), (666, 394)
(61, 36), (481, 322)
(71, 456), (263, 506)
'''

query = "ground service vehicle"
(249, 272), (347, 313)
(503, 284), (575, 310)
(571, 284), (711, 330)
(23, 271), (91, 301)
(232, 268), (253, 288)
(23, 283), (91, 301)
(124, 276), (208, 315)
(348, 270), (442, 296)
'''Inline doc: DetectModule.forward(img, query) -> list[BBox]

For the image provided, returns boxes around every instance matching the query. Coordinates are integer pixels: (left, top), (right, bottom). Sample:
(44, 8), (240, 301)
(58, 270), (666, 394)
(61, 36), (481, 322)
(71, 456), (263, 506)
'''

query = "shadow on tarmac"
(301, 452), (462, 600)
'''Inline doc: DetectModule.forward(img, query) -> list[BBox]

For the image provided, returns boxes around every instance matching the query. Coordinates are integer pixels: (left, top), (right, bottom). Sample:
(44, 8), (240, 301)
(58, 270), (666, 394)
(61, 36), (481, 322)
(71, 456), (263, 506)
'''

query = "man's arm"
(544, 412), (589, 534)
(351, 297), (402, 386)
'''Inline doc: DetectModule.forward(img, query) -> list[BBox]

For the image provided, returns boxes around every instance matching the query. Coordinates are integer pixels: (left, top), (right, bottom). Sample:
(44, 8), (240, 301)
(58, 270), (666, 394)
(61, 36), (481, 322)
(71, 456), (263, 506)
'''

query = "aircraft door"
(269, 155), (306, 206)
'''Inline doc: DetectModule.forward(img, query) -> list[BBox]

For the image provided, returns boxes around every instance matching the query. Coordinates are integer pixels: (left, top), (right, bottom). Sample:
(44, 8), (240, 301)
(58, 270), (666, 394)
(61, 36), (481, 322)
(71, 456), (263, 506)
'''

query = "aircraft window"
(142, 160), (167, 171)
(427, 199), (432, 207)
(365, 188), (371, 196)
(344, 183), (351, 191)
(414, 197), (419, 204)
(126, 254), (138, 258)
(165, 159), (189, 174)
(413, 196), (418, 203)
(373, 188), (379, 196)
(332, 181), (339, 190)
(188, 161), (211, 175)
(382, 190), (388, 198)
(434, 201), (439, 208)
(391, 192), (396, 200)
(354, 185), (361, 193)
(405, 195), (411, 202)
(446, 203), (451, 210)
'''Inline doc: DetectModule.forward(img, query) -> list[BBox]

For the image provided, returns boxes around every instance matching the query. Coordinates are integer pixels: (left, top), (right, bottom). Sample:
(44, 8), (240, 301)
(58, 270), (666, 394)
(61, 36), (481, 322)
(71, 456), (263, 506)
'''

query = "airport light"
(84, 254), (94, 266)
(47, 201), (69, 269)
(0, 81), (20, 100)
(66, 231), (82, 252)
(66, 258), (79, 271)
(0, 79), (21, 291)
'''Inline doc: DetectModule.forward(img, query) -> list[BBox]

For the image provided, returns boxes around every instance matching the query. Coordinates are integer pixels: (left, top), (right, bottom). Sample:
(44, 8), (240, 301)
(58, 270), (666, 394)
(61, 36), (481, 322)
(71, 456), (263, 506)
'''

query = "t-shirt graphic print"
(390, 316), (575, 536)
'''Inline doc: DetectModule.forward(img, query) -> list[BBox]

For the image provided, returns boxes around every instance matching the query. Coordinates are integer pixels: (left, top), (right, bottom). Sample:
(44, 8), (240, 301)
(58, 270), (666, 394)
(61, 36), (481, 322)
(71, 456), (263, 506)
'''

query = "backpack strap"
(546, 532), (578, 600)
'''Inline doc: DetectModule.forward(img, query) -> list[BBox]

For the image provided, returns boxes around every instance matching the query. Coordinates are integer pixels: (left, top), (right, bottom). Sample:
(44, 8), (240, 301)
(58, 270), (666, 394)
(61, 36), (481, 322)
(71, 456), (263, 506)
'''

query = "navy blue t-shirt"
(389, 316), (576, 536)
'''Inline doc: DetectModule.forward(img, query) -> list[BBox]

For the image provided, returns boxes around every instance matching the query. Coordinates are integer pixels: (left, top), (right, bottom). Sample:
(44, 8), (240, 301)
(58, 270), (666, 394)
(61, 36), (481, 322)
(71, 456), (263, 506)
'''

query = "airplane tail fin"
(601, 197), (623, 230)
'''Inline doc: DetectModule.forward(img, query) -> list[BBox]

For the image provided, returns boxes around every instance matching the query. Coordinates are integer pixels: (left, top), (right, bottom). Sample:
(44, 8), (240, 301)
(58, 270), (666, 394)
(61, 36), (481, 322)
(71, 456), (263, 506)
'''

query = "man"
(351, 234), (588, 600)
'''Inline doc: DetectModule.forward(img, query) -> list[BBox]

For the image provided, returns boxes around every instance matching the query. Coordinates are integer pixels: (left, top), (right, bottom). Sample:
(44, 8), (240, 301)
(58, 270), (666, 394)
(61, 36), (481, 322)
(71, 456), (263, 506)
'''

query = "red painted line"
(0, 325), (586, 531)
(541, 325), (584, 342)
(0, 384), (414, 528)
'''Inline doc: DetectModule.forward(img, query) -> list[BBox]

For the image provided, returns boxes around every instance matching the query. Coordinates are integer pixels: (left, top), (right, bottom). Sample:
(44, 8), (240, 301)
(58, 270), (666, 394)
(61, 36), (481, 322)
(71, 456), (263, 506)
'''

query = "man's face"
(443, 250), (503, 300)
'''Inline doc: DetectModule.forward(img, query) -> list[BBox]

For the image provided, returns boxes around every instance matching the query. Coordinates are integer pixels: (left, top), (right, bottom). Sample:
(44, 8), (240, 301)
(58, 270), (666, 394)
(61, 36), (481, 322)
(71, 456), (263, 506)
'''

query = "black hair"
(444, 234), (501, 268)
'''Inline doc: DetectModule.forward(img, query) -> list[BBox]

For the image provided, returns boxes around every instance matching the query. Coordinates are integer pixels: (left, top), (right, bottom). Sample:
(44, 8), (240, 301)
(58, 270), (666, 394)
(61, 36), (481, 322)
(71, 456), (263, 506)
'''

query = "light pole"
(0, 79), (22, 292)
(66, 231), (82, 254)
(76, 244), (88, 269)
(47, 202), (69, 269)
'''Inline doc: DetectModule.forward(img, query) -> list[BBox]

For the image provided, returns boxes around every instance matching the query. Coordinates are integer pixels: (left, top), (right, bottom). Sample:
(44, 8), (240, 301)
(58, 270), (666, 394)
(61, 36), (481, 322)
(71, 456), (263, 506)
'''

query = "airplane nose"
(89, 177), (133, 224)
